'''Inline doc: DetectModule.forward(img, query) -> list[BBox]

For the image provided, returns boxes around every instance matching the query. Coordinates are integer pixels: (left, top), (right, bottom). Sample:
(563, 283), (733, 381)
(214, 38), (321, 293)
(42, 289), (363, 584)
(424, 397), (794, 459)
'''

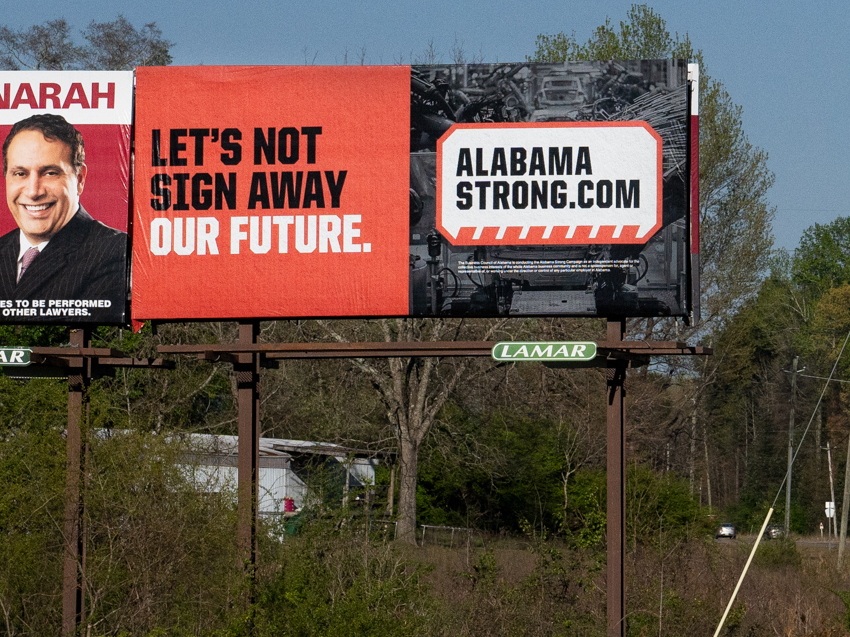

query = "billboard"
(134, 61), (694, 321)
(410, 61), (691, 318)
(0, 71), (132, 324)
(132, 66), (410, 320)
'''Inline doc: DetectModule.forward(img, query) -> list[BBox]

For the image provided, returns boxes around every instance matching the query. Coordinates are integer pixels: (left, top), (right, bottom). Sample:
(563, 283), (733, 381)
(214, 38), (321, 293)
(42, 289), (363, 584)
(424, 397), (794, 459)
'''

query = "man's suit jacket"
(0, 207), (127, 323)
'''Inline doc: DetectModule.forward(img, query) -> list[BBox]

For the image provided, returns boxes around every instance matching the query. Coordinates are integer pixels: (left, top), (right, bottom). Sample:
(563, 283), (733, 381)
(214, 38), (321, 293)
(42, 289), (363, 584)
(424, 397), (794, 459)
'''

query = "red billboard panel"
(132, 66), (410, 320)
(0, 71), (132, 324)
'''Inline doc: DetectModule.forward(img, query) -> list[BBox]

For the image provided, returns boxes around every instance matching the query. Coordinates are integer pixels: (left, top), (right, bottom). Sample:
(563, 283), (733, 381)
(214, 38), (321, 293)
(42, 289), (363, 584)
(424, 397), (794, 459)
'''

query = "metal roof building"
(180, 434), (384, 515)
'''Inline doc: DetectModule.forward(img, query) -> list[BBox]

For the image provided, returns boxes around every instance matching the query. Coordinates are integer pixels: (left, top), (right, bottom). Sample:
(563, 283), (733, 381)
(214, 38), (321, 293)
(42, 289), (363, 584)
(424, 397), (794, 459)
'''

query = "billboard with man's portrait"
(0, 71), (132, 324)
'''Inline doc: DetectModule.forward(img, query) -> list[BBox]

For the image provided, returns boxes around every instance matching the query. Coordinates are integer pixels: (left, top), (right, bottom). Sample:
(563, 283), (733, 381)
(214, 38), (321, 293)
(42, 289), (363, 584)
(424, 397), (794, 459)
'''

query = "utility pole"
(786, 356), (798, 533)
(839, 431), (850, 568)
(827, 442), (837, 540)
(689, 413), (696, 493)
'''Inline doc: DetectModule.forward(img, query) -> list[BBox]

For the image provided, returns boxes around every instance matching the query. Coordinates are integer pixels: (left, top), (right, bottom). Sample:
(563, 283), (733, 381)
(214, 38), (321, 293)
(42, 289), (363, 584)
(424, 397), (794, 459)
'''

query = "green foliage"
(88, 323), (237, 433)
(0, 414), (243, 635)
(705, 272), (801, 470)
(251, 517), (430, 637)
(698, 79), (775, 325)
(464, 549), (499, 590)
(725, 602), (746, 633)
(525, 534), (603, 603)
(552, 463), (708, 551)
(0, 324), (67, 347)
(830, 590), (850, 631)
(708, 216), (850, 536)
(561, 466), (708, 549)
(723, 499), (771, 536)
(81, 15), (172, 69)
(83, 431), (241, 634)
(627, 464), (709, 546)
(792, 217), (850, 300)
(530, 4), (693, 61)
(754, 537), (800, 568)
(0, 19), (80, 71)
(417, 398), (706, 547)
(561, 470), (607, 549)
(417, 406), (567, 533)
(0, 378), (66, 635)
(713, 275), (799, 386)
(809, 284), (850, 392)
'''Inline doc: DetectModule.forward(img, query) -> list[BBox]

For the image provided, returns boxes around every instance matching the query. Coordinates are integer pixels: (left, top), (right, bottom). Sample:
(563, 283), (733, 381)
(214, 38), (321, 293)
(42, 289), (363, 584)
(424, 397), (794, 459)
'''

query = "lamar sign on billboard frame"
(133, 60), (696, 323)
(0, 71), (132, 325)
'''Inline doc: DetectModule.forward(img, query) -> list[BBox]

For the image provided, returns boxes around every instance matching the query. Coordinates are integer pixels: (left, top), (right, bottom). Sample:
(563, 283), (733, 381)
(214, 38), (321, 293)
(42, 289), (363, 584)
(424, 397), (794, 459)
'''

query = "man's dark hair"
(2, 114), (85, 175)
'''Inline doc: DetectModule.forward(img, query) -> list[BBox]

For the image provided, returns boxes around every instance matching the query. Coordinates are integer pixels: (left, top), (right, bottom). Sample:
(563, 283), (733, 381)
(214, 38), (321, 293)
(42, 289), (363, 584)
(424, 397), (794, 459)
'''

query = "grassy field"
(387, 532), (850, 636)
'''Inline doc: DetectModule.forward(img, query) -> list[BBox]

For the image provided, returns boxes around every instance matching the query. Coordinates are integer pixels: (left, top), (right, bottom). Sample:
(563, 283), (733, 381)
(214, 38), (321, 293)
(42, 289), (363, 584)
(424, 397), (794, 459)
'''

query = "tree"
(530, 4), (776, 511)
(0, 15), (172, 71)
(532, 4), (687, 61)
(317, 318), (506, 544)
(792, 217), (850, 301)
(704, 271), (803, 514)
(80, 16), (172, 69)
(531, 3), (774, 331)
(0, 19), (81, 71)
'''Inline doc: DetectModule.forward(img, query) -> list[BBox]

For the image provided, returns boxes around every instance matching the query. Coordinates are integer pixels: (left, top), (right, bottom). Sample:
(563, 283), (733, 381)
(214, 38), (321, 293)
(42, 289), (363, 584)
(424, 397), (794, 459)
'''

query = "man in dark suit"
(0, 114), (126, 323)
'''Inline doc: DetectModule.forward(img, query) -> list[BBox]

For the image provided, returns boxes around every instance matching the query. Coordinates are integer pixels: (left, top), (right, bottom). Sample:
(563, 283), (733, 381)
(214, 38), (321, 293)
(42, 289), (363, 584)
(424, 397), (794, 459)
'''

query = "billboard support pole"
(63, 328), (90, 637)
(606, 318), (627, 637)
(236, 321), (260, 602)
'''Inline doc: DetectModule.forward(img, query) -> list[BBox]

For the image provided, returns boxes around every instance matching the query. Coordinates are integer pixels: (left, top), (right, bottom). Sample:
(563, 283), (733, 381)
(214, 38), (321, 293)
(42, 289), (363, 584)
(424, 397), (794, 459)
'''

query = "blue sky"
(7, 0), (848, 251)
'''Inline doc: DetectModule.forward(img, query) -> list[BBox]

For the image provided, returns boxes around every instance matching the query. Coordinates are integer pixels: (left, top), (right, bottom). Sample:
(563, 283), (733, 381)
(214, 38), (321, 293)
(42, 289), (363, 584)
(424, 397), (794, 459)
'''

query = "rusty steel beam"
(29, 354), (72, 367)
(199, 351), (242, 364)
(596, 340), (689, 349)
(159, 341), (496, 358)
(29, 354), (177, 369)
(159, 340), (710, 360)
(63, 328), (89, 637)
(263, 346), (494, 359)
(607, 319), (627, 637)
(236, 322), (260, 604)
(94, 357), (175, 368)
(30, 346), (119, 357)
(599, 345), (711, 355)
(27, 350), (176, 372)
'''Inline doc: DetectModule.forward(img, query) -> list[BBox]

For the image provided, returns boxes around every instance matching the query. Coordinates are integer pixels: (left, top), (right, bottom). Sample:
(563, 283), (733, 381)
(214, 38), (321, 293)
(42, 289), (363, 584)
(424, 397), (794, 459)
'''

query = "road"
(715, 535), (840, 549)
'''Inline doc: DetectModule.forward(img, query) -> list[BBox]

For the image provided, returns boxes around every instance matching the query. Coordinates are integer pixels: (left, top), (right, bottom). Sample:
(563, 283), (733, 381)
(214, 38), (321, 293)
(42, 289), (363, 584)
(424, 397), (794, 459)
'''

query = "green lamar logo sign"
(0, 348), (31, 366)
(492, 342), (597, 362)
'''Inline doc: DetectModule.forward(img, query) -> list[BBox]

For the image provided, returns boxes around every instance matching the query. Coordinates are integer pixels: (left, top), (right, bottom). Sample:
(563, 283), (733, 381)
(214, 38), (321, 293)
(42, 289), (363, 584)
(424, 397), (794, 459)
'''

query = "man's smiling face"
(5, 130), (86, 244)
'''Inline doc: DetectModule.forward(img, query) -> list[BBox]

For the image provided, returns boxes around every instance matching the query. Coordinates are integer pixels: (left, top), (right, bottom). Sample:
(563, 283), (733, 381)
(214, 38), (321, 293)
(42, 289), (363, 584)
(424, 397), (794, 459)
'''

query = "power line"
(772, 329), (850, 510)
(787, 371), (850, 384)
(778, 208), (846, 213)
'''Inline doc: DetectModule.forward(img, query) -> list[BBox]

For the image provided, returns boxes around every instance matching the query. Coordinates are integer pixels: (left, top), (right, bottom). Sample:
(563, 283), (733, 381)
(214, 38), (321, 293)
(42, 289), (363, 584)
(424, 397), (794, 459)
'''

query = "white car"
(715, 523), (736, 539)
